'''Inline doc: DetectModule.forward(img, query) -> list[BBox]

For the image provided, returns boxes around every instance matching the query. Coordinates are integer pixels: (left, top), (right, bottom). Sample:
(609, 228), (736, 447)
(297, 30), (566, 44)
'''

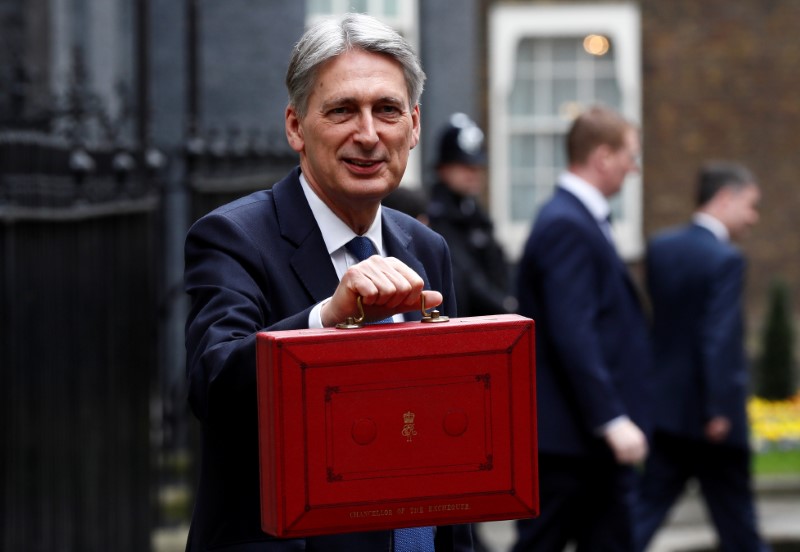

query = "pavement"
(474, 475), (800, 552)
(152, 476), (800, 552)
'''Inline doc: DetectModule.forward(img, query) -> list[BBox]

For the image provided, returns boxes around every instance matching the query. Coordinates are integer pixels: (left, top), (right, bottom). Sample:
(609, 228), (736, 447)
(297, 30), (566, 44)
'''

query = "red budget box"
(256, 314), (538, 538)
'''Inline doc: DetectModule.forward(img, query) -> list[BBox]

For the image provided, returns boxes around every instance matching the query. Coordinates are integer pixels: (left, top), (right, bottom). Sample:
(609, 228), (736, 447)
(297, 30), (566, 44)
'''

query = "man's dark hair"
(566, 104), (634, 165)
(696, 161), (756, 207)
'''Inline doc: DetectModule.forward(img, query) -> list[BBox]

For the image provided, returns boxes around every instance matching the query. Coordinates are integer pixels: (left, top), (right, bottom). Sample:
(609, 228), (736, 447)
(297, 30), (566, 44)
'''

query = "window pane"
(517, 39), (536, 62)
(553, 38), (577, 63)
(595, 78), (621, 109)
(553, 134), (567, 172)
(534, 78), (552, 116)
(511, 135), (537, 168)
(531, 135), (550, 167)
(350, 0), (368, 13)
(511, 181), (537, 221)
(308, 0), (332, 15)
(511, 175), (558, 222)
(553, 78), (578, 115)
(509, 79), (535, 116)
(383, 0), (398, 17)
(610, 194), (624, 221)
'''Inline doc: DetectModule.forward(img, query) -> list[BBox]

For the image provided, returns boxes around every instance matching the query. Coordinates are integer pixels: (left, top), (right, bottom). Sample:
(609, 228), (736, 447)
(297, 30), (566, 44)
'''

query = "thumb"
(419, 289), (444, 311)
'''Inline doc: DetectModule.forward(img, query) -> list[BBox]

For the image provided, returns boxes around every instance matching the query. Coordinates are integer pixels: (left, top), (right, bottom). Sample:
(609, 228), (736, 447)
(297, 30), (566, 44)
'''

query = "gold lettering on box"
(349, 509), (394, 519)
(427, 503), (471, 512)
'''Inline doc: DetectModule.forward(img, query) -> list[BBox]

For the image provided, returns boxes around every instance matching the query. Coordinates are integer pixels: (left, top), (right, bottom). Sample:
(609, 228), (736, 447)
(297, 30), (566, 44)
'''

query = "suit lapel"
(559, 188), (621, 257)
(274, 175), (431, 320)
(273, 169), (340, 303)
(559, 188), (643, 304)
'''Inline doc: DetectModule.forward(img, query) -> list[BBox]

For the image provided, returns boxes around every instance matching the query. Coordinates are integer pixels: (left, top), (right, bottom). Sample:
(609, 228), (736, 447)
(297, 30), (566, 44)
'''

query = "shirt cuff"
(309, 298), (331, 329)
(596, 415), (630, 436)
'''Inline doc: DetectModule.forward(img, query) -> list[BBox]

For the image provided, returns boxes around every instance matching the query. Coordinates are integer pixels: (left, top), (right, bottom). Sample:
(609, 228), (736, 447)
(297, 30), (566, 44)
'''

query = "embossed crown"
(403, 411), (415, 424)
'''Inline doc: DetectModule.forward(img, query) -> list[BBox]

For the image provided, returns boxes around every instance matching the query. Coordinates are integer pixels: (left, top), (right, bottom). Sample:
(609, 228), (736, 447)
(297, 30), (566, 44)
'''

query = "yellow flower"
(748, 393), (800, 448)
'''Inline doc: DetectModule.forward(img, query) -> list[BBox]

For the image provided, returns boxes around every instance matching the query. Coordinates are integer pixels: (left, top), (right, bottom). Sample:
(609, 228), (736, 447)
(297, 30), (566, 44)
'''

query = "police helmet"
(436, 113), (487, 167)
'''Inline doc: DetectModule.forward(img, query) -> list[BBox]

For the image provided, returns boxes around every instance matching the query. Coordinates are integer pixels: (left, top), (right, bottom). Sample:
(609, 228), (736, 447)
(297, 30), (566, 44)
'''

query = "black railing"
(0, 130), (163, 210)
(185, 126), (298, 219)
(1, 52), (297, 549)
(0, 129), (160, 551)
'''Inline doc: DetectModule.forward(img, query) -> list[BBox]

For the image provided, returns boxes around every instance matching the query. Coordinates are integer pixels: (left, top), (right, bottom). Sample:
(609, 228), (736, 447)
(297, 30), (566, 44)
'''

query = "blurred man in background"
(514, 105), (651, 551)
(636, 161), (768, 552)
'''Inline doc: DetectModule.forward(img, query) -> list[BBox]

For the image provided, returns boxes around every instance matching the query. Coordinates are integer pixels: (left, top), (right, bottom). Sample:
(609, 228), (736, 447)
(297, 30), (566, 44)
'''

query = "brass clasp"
(335, 296), (366, 329)
(420, 295), (449, 323)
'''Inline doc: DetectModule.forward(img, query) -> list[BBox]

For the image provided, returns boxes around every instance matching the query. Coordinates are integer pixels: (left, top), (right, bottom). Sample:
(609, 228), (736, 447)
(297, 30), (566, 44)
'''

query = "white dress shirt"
(693, 212), (730, 242)
(558, 172), (615, 243)
(300, 173), (402, 327)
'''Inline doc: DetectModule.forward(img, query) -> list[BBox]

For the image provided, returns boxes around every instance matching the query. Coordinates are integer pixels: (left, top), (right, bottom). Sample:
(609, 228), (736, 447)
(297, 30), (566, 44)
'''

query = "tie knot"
(346, 236), (377, 262)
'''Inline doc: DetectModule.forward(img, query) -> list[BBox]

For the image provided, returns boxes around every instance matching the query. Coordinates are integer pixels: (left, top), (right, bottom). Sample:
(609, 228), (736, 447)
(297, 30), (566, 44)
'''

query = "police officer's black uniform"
(427, 114), (516, 318)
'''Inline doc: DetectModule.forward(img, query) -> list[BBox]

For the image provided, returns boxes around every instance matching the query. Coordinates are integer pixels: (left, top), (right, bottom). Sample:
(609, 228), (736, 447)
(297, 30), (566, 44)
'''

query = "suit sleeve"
(699, 253), (746, 421)
(533, 219), (628, 430)
(184, 211), (311, 423)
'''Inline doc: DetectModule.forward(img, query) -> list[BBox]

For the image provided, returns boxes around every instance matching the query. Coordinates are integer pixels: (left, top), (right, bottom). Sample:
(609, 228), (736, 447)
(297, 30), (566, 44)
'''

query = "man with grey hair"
(636, 161), (767, 551)
(184, 13), (471, 552)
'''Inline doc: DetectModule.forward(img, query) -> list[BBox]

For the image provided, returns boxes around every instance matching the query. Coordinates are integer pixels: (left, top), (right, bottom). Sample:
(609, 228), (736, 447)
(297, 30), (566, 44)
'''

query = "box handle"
(336, 296), (366, 329)
(336, 296), (450, 329)
(420, 295), (450, 323)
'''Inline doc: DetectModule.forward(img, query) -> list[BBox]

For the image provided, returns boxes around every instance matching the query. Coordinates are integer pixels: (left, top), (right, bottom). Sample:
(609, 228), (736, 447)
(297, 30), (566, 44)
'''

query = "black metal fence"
(185, 127), (297, 220)
(1, 131), (159, 551)
(0, 125), (297, 549)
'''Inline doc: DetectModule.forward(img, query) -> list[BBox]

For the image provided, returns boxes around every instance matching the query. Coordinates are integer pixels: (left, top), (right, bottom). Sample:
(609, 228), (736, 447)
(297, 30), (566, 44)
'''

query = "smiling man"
(184, 13), (468, 552)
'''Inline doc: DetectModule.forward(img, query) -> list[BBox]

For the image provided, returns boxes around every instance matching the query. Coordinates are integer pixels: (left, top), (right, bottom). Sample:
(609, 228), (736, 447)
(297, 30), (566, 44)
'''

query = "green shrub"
(755, 279), (796, 400)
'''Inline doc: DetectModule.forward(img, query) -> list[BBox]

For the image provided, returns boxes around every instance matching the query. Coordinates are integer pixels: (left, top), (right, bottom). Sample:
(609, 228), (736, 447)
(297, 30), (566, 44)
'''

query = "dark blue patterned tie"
(600, 213), (614, 244)
(345, 235), (378, 263)
(346, 237), (434, 551)
(345, 236), (394, 325)
(394, 526), (435, 552)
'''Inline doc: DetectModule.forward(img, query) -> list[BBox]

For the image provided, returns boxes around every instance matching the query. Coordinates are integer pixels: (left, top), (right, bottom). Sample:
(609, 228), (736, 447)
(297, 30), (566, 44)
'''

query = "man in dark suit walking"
(636, 162), (768, 551)
(513, 105), (652, 551)
(183, 13), (471, 552)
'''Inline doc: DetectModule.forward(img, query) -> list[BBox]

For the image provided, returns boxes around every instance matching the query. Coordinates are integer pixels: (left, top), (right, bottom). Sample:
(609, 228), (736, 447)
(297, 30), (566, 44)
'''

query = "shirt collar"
(299, 172), (385, 255)
(693, 212), (729, 242)
(558, 171), (611, 222)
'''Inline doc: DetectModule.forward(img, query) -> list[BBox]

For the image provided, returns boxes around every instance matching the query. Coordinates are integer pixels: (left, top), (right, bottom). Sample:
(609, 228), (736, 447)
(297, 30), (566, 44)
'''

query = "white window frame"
(306, 0), (422, 187)
(489, 3), (643, 261)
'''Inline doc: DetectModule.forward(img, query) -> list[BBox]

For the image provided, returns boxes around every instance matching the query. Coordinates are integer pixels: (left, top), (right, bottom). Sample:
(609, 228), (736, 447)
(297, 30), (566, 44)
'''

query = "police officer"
(427, 113), (516, 318)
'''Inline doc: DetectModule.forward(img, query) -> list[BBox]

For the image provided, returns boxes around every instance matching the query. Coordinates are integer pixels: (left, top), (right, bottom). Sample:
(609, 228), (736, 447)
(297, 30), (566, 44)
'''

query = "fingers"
(345, 255), (425, 309)
(704, 416), (731, 443)
(320, 256), (444, 326)
(604, 418), (648, 465)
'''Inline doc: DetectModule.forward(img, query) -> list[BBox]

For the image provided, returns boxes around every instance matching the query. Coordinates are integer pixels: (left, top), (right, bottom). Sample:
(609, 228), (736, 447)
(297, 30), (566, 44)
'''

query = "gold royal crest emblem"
(401, 410), (417, 442)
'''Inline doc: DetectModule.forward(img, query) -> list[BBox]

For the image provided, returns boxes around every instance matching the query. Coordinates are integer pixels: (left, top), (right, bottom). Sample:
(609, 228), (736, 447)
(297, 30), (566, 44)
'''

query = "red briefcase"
(255, 313), (538, 538)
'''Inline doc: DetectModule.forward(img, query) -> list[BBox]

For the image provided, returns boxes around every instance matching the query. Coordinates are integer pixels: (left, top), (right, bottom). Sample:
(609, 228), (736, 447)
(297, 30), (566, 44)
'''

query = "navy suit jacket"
(645, 223), (749, 449)
(184, 168), (465, 551)
(516, 188), (652, 456)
